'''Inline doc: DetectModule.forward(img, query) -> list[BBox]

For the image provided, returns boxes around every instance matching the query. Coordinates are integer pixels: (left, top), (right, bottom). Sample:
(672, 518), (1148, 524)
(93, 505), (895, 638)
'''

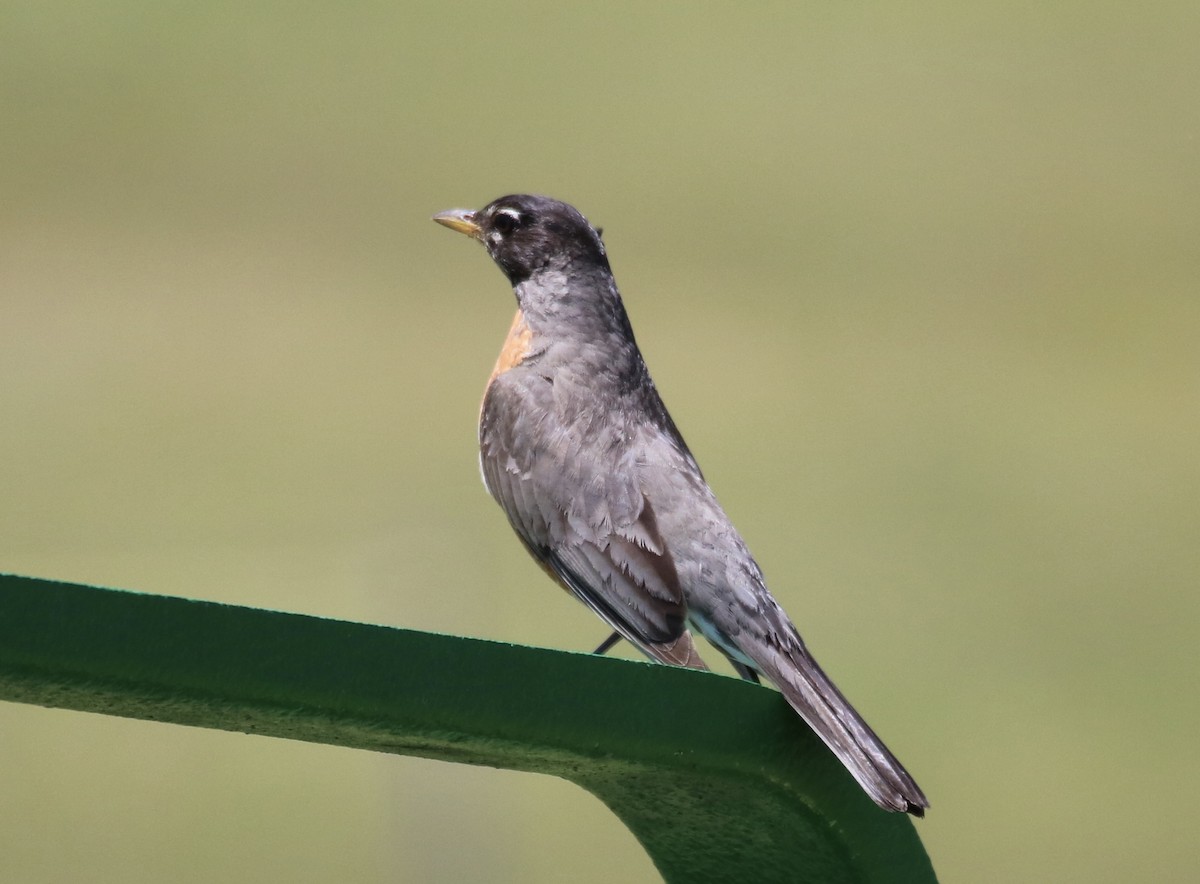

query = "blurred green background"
(2, 3), (1197, 882)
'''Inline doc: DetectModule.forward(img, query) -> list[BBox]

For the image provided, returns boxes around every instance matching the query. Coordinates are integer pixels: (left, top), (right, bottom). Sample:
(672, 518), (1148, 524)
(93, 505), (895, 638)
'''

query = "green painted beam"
(0, 574), (935, 883)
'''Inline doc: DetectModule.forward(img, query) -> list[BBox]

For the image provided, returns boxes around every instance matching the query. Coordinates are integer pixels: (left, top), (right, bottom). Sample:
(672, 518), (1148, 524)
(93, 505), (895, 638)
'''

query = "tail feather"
(757, 643), (928, 816)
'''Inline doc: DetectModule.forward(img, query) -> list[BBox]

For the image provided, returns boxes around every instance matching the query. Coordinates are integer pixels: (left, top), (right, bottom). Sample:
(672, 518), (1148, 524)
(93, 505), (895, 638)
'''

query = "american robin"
(433, 194), (928, 816)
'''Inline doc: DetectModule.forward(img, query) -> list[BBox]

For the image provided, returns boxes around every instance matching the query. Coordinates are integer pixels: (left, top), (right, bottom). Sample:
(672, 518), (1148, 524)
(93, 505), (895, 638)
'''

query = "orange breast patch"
(489, 309), (534, 383)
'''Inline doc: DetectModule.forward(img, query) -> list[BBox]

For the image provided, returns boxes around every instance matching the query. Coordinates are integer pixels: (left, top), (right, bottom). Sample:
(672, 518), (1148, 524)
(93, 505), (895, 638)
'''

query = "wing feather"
(481, 370), (708, 670)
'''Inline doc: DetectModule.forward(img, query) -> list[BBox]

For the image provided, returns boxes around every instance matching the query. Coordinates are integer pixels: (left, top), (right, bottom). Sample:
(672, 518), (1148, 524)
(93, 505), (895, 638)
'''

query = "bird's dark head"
(433, 194), (610, 286)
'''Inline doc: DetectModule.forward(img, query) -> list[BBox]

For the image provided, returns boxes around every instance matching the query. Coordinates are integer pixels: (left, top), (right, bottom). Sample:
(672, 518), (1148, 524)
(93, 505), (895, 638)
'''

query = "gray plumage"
(434, 194), (928, 816)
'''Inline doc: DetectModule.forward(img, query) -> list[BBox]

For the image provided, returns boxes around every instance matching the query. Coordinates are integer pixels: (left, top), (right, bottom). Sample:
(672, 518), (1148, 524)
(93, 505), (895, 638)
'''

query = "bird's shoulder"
(480, 362), (698, 486)
(480, 368), (646, 530)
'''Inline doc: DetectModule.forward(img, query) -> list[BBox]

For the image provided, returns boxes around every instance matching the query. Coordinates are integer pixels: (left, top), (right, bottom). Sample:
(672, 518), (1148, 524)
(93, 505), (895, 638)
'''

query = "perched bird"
(433, 194), (928, 816)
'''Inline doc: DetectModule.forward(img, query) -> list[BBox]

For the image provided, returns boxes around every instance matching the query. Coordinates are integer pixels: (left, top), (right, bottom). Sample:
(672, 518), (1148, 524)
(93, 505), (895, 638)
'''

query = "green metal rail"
(0, 573), (934, 883)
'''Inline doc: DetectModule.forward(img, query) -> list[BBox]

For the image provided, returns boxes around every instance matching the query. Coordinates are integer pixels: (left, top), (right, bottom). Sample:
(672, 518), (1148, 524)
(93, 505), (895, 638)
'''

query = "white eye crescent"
(492, 207), (523, 235)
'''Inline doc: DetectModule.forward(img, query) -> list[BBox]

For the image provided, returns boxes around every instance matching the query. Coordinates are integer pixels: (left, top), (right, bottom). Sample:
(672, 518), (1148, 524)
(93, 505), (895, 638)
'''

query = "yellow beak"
(432, 208), (482, 239)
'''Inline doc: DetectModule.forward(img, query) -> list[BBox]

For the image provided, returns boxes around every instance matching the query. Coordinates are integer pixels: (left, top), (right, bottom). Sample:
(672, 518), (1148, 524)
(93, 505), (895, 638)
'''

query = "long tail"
(754, 638), (928, 816)
(603, 608), (925, 814)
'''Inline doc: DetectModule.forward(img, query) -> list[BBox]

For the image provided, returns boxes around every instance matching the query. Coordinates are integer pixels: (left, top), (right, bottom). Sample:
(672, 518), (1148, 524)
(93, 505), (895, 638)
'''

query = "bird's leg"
(731, 660), (761, 684)
(592, 631), (622, 655)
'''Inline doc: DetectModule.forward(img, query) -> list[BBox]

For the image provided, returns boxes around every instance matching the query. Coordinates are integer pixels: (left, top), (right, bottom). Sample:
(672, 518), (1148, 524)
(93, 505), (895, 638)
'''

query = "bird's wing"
(480, 371), (708, 669)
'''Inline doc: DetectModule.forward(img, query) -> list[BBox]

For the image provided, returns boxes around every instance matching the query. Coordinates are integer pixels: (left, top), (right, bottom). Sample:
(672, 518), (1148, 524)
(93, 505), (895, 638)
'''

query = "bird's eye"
(492, 209), (522, 235)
